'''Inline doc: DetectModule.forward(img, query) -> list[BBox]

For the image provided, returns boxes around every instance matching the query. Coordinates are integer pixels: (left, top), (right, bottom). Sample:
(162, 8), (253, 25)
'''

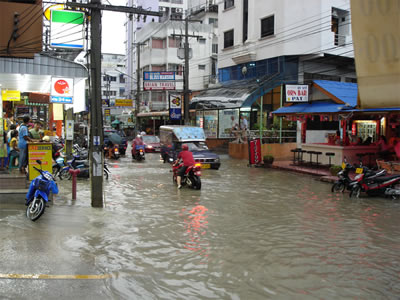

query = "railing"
(203, 75), (217, 86)
(229, 129), (297, 144)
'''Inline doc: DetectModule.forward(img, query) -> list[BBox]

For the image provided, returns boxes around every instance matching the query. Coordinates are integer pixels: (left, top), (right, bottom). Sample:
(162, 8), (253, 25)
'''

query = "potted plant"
(263, 155), (274, 166)
(329, 165), (342, 176)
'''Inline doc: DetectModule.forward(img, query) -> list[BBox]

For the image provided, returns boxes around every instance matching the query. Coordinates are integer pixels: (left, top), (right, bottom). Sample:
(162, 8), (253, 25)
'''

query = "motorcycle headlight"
(43, 173), (53, 181)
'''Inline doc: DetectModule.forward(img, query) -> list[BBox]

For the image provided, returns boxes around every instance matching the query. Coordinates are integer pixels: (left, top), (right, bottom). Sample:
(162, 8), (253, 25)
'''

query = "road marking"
(0, 273), (111, 280)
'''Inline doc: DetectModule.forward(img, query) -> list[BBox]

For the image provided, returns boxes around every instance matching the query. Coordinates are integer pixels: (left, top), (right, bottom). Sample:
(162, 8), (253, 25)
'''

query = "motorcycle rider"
(132, 134), (144, 157)
(174, 144), (195, 189)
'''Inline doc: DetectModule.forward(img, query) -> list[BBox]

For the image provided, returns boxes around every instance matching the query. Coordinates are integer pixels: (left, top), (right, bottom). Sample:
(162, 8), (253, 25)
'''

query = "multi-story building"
(218, 0), (354, 83)
(101, 53), (128, 116)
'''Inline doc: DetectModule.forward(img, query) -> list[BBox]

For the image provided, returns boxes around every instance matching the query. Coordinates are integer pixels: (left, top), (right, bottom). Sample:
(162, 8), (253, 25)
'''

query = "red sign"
(249, 139), (262, 165)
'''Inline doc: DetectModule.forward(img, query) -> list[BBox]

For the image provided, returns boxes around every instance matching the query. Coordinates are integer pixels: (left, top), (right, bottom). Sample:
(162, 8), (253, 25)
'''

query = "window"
(199, 38), (206, 44)
(243, 0), (248, 42)
(224, 0), (234, 9)
(224, 30), (234, 48)
(261, 15), (274, 38)
(209, 18), (218, 26)
(198, 65), (206, 70)
(212, 43), (218, 54)
(169, 37), (181, 48)
(152, 38), (166, 49)
(119, 88), (125, 96)
(119, 74), (125, 84)
(168, 64), (183, 75)
(151, 65), (166, 72)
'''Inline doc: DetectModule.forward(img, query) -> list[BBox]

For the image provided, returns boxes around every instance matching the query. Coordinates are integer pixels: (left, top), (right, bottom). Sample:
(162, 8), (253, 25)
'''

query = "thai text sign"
(169, 95), (182, 120)
(144, 81), (176, 91)
(143, 72), (175, 81)
(51, 77), (74, 104)
(1, 90), (20, 101)
(249, 138), (262, 165)
(28, 143), (53, 180)
(115, 99), (133, 107)
(286, 85), (309, 102)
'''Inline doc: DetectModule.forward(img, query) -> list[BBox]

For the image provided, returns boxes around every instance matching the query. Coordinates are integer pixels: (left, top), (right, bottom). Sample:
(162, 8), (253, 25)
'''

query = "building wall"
(218, 0), (352, 70)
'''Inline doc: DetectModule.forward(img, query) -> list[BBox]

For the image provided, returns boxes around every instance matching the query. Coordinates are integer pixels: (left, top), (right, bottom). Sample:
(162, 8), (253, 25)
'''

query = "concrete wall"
(206, 138), (228, 149)
(229, 142), (296, 160)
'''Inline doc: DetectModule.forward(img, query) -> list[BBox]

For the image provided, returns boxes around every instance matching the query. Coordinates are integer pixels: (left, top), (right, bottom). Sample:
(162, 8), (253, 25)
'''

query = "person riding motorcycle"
(174, 144), (195, 189)
(132, 134), (144, 156)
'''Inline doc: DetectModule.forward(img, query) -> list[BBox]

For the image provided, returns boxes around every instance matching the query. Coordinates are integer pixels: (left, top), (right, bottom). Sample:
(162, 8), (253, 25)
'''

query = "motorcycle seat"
(373, 175), (400, 183)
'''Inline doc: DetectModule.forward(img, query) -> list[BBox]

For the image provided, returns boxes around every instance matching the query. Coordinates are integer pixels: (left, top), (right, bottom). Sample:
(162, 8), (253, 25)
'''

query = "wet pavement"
(1, 149), (400, 299)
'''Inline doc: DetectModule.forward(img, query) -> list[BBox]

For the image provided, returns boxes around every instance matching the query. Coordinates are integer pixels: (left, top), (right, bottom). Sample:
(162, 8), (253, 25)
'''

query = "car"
(142, 135), (161, 152)
(104, 129), (128, 155)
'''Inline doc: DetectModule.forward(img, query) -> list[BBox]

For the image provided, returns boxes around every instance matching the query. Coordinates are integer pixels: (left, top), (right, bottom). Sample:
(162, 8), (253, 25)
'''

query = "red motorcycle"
(172, 161), (202, 190)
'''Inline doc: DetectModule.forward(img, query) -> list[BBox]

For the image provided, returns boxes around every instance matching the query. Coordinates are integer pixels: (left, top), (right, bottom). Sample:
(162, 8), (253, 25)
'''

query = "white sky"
(101, 0), (126, 55)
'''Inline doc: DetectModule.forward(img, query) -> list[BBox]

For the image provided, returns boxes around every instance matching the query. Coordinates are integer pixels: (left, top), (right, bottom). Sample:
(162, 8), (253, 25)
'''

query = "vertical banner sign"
(249, 138), (262, 165)
(50, 10), (84, 49)
(28, 143), (53, 181)
(350, 0), (400, 108)
(169, 94), (182, 120)
(51, 78), (74, 103)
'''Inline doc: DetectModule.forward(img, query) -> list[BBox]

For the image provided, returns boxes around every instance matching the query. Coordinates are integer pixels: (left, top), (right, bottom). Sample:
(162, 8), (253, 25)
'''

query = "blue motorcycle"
(26, 160), (58, 221)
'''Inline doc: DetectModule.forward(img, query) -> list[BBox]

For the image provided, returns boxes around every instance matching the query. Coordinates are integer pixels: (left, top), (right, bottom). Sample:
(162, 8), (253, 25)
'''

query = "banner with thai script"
(249, 138), (262, 165)
(286, 85), (309, 102)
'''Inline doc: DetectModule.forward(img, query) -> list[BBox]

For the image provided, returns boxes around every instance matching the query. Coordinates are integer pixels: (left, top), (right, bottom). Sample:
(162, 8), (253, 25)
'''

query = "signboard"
(50, 10), (84, 49)
(249, 138), (262, 165)
(143, 81), (176, 91)
(169, 95), (182, 120)
(104, 109), (110, 116)
(1, 90), (20, 101)
(351, 0), (399, 108)
(204, 110), (218, 138)
(51, 77), (74, 104)
(115, 99), (133, 107)
(218, 109), (239, 138)
(28, 143), (53, 181)
(143, 72), (175, 81)
(286, 85), (309, 102)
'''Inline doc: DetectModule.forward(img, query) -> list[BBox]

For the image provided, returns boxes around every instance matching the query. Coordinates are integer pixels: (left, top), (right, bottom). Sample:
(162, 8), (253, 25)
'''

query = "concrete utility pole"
(65, 1), (162, 207)
(65, 108), (73, 158)
(136, 43), (141, 133)
(183, 17), (189, 125)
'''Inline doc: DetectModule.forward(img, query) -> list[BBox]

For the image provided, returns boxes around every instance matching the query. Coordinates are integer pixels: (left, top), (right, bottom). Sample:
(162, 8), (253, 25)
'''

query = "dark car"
(104, 129), (128, 155)
(142, 135), (161, 153)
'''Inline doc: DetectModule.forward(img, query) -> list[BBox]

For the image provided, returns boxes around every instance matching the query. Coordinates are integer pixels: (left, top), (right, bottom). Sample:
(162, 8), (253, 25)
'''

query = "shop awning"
(137, 111), (169, 117)
(273, 101), (351, 114)
(190, 74), (289, 110)
(313, 80), (358, 105)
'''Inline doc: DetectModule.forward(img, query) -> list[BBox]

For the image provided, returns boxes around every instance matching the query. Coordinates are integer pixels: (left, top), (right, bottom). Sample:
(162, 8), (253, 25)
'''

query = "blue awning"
(273, 101), (350, 114)
(313, 80), (358, 106)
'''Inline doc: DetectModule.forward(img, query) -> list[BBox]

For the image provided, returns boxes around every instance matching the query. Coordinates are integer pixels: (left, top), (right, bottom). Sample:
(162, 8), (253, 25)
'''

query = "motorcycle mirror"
(36, 160), (42, 165)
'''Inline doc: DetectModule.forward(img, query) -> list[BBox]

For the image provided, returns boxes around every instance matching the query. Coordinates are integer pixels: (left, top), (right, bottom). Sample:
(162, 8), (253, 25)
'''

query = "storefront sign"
(218, 109), (239, 138)
(169, 95), (182, 120)
(51, 77), (74, 104)
(1, 90), (21, 101)
(104, 108), (110, 116)
(50, 10), (84, 49)
(28, 143), (53, 181)
(143, 72), (175, 81)
(115, 99), (133, 107)
(143, 81), (176, 91)
(204, 110), (218, 138)
(286, 85), (309, 102)
(249, 138), (262, 165)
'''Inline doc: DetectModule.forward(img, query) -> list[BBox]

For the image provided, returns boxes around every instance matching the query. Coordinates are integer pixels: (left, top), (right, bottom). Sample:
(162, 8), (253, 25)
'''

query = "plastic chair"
(8, 152), (19, 170)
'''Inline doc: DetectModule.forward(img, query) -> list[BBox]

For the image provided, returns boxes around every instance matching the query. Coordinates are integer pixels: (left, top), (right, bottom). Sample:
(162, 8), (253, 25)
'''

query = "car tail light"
(195, 163), (202, 167)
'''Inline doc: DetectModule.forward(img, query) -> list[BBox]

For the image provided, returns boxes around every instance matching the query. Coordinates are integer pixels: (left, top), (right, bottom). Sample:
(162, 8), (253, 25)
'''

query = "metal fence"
(247, 130), (297, 144)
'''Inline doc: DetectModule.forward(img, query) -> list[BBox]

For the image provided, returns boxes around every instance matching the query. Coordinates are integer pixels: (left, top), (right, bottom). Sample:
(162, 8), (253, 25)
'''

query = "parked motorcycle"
(52, 156), (66, 180)
(59, 156), (110, 180)
(132, 144), (145, 161)
(331, 159), (355, 193)
(172, 161), (202, 190)
(25, 160), (58, 221)
(349, 165), (399, 198)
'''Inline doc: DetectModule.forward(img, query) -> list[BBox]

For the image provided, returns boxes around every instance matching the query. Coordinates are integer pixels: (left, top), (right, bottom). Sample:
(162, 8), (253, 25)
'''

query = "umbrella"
(111, 119), (121, 125)
(109, 132), (122, 145)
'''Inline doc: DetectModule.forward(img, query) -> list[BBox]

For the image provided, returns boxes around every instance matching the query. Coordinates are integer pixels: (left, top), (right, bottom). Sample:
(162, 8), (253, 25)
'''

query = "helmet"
(182, 144), (189, 151)
(136, 134), (141, 139)
(42, 136), (50, 142)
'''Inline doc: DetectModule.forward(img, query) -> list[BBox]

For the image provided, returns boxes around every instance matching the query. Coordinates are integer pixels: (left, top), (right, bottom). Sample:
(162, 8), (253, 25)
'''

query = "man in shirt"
(18, 116), (33, 174)
(29, 121), (42, 140)
(176, 144), (195, 189)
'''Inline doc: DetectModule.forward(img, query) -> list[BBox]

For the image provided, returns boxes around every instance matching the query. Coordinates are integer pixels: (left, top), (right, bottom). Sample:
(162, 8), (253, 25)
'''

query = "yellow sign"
(356, 168), (363, 174)
(1, 90), (21, 101)
(115, 99), (132, 107)
(28, 143), (53, 181)
(44, 4), (64, 20)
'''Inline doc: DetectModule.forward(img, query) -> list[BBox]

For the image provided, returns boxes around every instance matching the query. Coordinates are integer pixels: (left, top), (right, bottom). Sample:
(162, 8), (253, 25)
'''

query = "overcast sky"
(101, 0), (126, 55)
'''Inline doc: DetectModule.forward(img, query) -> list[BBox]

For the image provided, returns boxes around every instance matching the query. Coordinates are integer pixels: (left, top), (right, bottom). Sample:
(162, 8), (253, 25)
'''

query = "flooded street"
(2, 150), (400, 299)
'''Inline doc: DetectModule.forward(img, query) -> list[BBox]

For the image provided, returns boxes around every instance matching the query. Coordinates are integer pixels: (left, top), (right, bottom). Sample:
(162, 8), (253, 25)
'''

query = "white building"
(217, 0), (355, 83)
(136, 19), (218, 112)
(101, 53), (129, 116)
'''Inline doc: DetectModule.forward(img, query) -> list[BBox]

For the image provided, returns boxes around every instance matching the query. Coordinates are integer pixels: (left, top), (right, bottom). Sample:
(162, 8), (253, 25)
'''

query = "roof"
(273, 101), (351, 114)
(160, 126), (206, 142)
(313, 80), (358, 106)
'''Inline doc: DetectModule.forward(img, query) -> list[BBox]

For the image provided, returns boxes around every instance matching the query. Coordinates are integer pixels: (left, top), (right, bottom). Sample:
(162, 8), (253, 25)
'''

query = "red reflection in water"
(183, 204), (209, 257)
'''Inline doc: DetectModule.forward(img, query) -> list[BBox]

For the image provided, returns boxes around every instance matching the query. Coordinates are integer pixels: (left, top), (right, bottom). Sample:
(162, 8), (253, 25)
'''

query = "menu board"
(28, 143), (53, 180)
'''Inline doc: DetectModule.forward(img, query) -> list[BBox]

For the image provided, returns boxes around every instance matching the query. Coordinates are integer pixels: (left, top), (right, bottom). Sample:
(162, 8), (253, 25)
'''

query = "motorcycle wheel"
(192, 176), (201, 190)
(331, 182), (345, 193)
(26, 197), (46, 221)
(60, 169), (71, 180)
(349, 185), (361, 198)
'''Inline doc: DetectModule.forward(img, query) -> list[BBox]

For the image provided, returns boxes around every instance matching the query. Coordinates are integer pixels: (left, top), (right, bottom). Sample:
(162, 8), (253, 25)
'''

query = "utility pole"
(136, 43), (141, 133)
(65, 1), (162, 207)
(89, 0), (103, 207)
(183, 17), (189, 125)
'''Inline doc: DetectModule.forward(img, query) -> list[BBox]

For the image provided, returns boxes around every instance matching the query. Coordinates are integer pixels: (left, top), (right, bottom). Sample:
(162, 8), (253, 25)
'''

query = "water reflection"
(182, 204), (209, 257)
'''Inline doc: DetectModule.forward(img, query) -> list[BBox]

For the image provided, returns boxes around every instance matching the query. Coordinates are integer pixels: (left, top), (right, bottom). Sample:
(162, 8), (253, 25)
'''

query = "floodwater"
(42, 151), (400, 298)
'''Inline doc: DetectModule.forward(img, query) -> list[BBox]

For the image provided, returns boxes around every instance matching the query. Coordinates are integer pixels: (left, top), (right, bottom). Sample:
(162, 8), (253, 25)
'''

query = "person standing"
(240, 115), (248, 143)
(29, 121), (43, 140)
(18, 116), (33, 174)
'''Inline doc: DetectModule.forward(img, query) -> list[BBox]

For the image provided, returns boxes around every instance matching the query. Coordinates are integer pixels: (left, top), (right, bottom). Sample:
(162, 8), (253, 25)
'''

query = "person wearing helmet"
(175, 144), (195, 189)
(132, 134), (144, 156)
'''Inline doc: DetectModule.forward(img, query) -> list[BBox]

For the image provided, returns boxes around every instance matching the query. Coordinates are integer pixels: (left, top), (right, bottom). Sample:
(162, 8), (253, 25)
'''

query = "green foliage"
(263, 155), (274, 164)
(330, 165), (342, 176)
